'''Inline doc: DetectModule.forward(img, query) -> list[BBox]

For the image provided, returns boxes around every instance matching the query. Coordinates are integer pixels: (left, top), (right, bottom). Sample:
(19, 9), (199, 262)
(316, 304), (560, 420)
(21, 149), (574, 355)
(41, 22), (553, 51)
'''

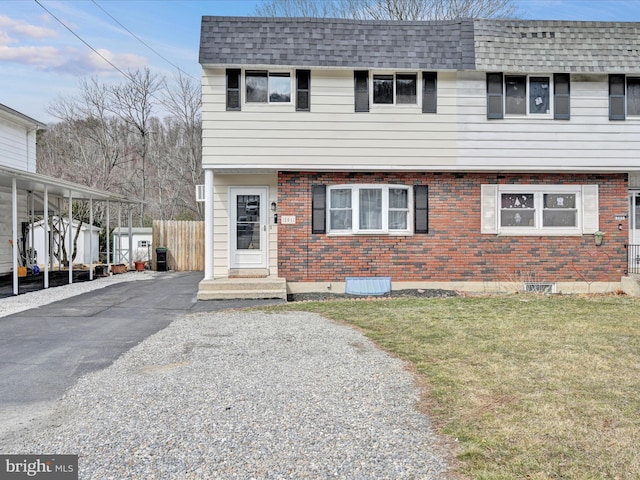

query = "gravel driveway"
(6, 309), (453, 479)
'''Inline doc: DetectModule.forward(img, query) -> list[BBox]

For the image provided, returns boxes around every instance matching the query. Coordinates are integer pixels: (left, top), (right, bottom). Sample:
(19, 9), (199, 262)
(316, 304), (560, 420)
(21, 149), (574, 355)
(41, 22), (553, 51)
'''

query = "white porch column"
(11, 177), (18, 295)
(128, 206), (133, 269)
(204, 169), (214, 280)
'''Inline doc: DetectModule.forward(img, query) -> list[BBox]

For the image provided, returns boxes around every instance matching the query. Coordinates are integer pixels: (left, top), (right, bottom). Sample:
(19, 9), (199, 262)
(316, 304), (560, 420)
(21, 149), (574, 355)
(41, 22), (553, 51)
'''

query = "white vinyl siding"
(0, 117), (37, 173)
(203, 68), (640, 171)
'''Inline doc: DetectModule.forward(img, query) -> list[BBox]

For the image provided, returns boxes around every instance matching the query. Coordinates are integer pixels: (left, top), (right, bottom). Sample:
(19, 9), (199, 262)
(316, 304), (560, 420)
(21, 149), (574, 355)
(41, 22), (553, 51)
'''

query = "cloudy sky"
(3, 0), (640, 123)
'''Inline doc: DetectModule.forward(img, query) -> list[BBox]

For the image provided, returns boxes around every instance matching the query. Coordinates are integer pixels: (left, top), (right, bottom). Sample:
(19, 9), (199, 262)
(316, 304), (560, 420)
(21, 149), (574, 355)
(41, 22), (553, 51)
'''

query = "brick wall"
(277, 172), (628, 283)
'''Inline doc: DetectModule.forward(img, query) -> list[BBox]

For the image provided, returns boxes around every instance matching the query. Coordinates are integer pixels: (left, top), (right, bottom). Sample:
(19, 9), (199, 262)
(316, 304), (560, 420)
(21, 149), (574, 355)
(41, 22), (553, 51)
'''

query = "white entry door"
(230, 187), (268, 269)
(629, 191), (640, 273)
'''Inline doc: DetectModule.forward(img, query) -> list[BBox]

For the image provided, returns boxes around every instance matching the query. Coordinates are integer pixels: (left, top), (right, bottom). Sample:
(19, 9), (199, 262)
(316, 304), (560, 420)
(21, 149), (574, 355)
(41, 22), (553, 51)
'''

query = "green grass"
(264, 295), (640, 479)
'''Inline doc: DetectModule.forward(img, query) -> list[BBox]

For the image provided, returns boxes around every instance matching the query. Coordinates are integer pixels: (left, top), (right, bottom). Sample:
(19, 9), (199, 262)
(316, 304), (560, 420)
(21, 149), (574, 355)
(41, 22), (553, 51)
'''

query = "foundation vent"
(524, 282), (556, 294)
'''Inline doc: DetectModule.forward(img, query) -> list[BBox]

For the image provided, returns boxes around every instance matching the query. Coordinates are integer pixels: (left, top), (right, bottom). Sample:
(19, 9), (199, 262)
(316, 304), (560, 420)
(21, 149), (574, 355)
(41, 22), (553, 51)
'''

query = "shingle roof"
(199, 16), (640, 73)
(199, 16), (475, 70)
(474, 19), (640, 73)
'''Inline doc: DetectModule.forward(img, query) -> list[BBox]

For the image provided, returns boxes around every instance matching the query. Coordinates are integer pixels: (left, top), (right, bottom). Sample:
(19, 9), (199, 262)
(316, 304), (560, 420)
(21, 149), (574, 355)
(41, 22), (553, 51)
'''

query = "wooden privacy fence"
(152, 220), (204, 272)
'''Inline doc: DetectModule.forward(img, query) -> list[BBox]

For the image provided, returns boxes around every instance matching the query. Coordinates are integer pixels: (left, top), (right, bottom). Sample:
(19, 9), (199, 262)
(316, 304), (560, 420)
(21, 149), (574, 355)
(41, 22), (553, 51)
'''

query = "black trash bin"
(156, 247), (168, 272)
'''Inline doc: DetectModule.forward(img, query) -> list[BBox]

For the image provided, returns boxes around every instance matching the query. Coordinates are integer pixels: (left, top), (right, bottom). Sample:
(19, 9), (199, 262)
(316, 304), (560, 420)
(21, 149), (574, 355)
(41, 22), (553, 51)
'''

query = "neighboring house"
(197, 17), (640, 299)
(0, 103), (141, 295)
(29, 217), (100, 266)
(112, 227), (153, 263)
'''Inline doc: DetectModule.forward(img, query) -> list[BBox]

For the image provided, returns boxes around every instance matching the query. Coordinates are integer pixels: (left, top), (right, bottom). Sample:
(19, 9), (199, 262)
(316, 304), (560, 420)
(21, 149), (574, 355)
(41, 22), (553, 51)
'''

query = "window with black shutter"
(553, 73), (570, 120)
(354, 71), (369, 112)
(609, 75), (626, 120)
(312, 185), (326, 234)
(296, 70), (310, 112)
(486, 72), (504, 119)
(422, 72), (437, 113)
(226, 69), (241, 111)
(414, 185), (429, 234)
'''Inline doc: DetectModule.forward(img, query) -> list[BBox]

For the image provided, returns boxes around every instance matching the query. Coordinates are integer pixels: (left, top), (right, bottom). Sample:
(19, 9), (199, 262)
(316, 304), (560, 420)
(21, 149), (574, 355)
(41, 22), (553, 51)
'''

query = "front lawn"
(266, 295), (640, 479)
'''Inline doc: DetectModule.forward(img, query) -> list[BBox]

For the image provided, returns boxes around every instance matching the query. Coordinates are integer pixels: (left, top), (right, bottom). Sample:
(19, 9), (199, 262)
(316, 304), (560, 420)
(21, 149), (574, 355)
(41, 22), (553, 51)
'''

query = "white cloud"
(0, 15), (58, 39)
(88, 48), (147, 71)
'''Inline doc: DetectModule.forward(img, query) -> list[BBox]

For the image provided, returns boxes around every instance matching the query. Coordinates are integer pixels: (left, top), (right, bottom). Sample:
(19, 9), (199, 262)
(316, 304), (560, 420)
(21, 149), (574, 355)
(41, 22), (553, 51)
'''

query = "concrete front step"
(197, 277), (287, 300)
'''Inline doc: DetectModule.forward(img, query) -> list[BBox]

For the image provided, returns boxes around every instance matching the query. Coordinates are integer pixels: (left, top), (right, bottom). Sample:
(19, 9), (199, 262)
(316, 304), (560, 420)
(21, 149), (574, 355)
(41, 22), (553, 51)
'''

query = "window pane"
(501, 193), (534, 209)
(389, 188), (408, 208)
(330, 189), (351, 208)
(543, 193), (577, 227)
(269, 72), (291, 103)
(373, 75), (393, 104)
(501, 210), (535, 227)
(628, 77), (640, 116)
(389, 211), (407, 229)
(505, 76), (526, 115)
(330, 189), (352, 231)
(330, 211), (352, 230)
(544, 194), (575, 209)
(246, 72), (267, 103)
(529, 77), (550, 114)
(359, 188), (382, 229)
(543, 210), (576, 227)
(396, 74), (417, 104)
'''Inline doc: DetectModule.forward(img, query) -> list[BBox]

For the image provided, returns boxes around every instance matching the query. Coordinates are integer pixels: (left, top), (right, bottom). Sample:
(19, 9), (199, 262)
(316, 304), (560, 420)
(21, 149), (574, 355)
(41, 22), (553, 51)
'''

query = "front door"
(230, 187), (268, 269)
(629, 191), (640, 273)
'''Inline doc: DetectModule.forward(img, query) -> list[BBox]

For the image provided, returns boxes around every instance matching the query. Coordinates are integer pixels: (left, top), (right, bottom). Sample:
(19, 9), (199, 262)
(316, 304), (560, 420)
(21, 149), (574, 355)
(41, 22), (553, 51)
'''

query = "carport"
(0, 164), (142, 296)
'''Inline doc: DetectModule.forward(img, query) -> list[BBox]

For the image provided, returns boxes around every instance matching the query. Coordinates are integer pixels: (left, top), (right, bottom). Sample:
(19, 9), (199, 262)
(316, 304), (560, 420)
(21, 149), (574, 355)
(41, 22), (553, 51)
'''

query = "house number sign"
(280, 215), (296, 224)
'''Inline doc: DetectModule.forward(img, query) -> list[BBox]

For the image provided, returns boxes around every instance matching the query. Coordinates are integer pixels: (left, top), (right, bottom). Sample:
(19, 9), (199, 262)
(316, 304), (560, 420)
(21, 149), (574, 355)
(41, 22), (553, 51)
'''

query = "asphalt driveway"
(0, 272), (281, 447)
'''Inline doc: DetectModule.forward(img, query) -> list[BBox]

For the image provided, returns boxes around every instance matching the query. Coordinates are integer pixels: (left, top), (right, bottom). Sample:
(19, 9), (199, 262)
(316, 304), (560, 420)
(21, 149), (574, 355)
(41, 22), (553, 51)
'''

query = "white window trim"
(244, 69), (293, 105)
(370, 71), (420, 109)
(327, 184), (413, 235)
(482, 184), (599, 236)
(504, 74), (554, 118)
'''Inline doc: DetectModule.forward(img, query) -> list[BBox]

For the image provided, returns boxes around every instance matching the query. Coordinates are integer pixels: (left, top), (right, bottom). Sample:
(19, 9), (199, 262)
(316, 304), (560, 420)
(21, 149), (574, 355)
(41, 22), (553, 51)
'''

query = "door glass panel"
(236, 195), (260, 250)
(635, 195), (640, 231)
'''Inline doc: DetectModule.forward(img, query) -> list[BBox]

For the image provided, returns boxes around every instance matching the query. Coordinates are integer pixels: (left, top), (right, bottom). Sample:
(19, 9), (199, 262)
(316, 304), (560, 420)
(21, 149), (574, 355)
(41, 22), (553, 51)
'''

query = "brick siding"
(277, 172), (628, 283)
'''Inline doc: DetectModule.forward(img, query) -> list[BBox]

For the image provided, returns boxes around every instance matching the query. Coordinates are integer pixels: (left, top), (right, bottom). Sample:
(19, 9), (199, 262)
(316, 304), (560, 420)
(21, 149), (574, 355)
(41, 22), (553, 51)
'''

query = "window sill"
(327, 231), (413, 237)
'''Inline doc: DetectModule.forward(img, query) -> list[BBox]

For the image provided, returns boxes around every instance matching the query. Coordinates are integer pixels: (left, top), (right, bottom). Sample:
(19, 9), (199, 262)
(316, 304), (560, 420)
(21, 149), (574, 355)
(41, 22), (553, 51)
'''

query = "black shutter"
(312, 185), (326, 234)
(414, 185), (428, 234)
(226, 69), (241, 111)
(554, 73), (570, 120)
(486, 72), (503, 119)
(296, 69), (310, 112)
(422, 72), (437, 113)
(354, 70), (369, 112)
(609, 74), (626, 120)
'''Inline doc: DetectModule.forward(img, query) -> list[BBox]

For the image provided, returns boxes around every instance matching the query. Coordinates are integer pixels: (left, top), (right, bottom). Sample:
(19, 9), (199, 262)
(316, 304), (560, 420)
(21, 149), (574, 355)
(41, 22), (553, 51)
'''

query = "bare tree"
(108, 67), (164, 223)
(255, 0), (519, 19)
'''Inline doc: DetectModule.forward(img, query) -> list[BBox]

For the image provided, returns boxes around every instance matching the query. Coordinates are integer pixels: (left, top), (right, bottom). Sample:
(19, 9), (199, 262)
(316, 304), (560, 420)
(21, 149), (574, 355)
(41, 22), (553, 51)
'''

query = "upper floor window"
(355, 71), (437, 113)
(609, 74), (640, 120)
(487, 73), (570, 120)
(227, 69), (310, 111)
(246, 71), (291, 103)
(373, 73), (417, 105)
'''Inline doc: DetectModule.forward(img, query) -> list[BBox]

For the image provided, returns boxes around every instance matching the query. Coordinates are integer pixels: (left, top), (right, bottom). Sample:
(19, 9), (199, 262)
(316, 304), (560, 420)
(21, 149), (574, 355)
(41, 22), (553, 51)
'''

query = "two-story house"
(197, 17), (640, 299)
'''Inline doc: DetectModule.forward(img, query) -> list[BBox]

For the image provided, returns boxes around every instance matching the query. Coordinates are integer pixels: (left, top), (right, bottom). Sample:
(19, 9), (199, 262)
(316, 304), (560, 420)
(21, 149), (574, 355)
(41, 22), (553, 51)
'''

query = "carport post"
(68, 191), (73, 285)
(106, 201), (110, 265)
(44, 186), (49, 289)
(11, 177), (18, 295)
(89, 196), (94, 281)
(128, 206), (133, 269)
